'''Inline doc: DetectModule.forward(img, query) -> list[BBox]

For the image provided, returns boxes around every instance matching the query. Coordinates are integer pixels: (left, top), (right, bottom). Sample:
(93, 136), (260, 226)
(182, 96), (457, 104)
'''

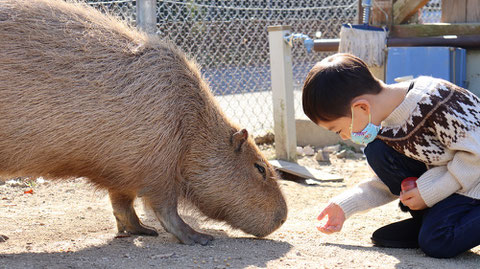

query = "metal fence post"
(136, 0), (157, 34)
(267, 25), (297, 162)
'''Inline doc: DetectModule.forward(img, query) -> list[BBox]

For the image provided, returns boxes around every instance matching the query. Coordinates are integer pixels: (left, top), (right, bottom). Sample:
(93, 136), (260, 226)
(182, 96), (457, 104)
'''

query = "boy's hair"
(302, 53), (382, 123)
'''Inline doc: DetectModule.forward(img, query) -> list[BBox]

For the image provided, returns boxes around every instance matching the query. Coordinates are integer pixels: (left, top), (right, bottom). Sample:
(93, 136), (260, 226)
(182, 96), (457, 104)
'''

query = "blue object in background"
(386, 47), (467, 88)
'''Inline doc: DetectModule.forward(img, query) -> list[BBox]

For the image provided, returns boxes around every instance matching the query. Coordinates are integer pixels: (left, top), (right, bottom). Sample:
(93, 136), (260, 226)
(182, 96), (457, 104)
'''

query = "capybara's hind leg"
(108, 190), (158, 236)
(0, 234), (8, 242)
(147, 198), (214, 245)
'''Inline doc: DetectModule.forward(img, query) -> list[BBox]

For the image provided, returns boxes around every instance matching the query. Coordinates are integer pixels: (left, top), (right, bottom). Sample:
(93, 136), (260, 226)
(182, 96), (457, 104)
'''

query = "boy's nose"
(340, 133), (349, 140)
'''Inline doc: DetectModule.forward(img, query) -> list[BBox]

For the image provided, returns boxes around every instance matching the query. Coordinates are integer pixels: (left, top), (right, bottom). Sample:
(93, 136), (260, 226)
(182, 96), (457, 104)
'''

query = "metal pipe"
(136, 0), (157, 34)
(313, 39), (341, 52)
(313, 35), (480, 52)
(362, 0), (372, 24)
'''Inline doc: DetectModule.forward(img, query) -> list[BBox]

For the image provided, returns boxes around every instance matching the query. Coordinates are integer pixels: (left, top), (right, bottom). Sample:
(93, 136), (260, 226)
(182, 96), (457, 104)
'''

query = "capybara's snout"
(240, 192), (288, 238)
(263, 198), (288, 237)
(275, 208), (287, 226)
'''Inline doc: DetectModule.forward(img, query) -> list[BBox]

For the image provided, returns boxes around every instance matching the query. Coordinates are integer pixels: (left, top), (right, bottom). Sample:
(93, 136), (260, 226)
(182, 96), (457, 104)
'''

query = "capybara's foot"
(0, 234), (9, 242)
(179, 231), (214, 246)
(109, 190), (158, 236)
(123, 224), (159, 236)
(150, 201), (214, 245)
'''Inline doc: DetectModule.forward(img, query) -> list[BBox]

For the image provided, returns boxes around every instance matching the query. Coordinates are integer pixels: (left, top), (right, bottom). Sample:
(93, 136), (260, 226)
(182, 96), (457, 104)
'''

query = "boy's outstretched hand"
(317, 203), (345, 234)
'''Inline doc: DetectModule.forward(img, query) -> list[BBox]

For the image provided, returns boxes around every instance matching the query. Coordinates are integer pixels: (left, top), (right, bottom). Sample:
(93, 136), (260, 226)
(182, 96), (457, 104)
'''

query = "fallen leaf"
(24, 189), (34, 194)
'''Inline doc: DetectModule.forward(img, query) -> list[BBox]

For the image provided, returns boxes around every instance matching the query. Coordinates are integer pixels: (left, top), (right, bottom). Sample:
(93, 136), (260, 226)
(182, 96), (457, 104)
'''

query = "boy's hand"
(317, 203), (345, 234)
(399, 187), (427, 210)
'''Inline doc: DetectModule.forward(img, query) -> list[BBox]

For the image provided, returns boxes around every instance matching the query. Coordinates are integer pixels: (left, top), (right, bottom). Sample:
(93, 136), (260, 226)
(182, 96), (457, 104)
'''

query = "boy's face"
(318, 117), (352, 140)
(317, 106), (371, 141)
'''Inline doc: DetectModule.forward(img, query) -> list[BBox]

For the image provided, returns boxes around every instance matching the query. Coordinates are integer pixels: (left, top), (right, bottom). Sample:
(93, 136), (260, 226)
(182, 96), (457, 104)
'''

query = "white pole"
(267, 25), (297, 162)
(136, 0), (157, 34)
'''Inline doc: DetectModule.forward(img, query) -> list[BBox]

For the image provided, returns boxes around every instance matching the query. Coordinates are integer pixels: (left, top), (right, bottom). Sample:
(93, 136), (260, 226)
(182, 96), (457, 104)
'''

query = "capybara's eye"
(254, 163), (266, 179)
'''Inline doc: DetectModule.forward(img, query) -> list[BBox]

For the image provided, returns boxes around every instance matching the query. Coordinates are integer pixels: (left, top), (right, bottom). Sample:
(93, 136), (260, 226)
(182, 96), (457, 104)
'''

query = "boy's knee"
(365, 139), (387, 159)
(418, 230), (459, 258)
(364, 139), (385, 155)
(364, 139), (395, 167)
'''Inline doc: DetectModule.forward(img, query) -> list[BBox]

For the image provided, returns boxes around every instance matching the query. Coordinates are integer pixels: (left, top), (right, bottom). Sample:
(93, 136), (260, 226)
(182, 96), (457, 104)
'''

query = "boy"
(302, 53), (480, 258)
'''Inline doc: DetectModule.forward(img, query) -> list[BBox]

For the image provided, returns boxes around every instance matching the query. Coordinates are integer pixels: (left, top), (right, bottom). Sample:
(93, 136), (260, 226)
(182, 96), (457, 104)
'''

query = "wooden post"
(136, 0), (157, 34)
(467, 0), (480, 22)
(442, 0), (480, 23)
(442, 0), (467, 23)
(267, 26), (297, 162)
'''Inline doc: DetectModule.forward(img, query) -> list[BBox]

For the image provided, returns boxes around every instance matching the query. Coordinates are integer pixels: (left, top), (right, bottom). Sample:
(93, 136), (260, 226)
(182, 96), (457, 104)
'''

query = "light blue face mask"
(350, 108), (381, 145)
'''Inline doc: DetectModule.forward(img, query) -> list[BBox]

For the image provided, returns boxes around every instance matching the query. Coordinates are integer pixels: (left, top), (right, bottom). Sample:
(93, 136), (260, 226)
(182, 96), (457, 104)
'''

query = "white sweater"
(331, 76), (480, 218)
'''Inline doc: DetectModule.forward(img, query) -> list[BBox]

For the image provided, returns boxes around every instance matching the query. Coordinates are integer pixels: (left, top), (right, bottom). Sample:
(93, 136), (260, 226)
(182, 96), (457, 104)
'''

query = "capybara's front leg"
(148, 199), (213, 245)
(0, 234), (8, 242)
(109, 190), (158, 236)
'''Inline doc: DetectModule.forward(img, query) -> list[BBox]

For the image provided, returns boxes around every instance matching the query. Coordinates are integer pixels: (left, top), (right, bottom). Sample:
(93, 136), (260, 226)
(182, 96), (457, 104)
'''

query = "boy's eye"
(336, 130), (341, 135)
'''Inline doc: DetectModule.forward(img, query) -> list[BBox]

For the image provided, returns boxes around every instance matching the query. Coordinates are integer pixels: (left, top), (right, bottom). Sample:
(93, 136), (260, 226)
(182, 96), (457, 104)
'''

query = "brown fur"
(0, 0), (287, 245)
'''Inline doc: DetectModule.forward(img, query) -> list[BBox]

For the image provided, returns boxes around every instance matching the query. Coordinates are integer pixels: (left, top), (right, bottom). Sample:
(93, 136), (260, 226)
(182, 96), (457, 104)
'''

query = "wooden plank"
(467, 0), (480, 22)
(270, 160), (343, 182)
(442, 0), (467, 23)
(391, 23), (480, 37)
(393, 0), (429, 24)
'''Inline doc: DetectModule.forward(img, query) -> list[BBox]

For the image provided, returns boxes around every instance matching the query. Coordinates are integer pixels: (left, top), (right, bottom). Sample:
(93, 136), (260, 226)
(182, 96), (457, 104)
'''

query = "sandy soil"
(1, 145), (479, 269)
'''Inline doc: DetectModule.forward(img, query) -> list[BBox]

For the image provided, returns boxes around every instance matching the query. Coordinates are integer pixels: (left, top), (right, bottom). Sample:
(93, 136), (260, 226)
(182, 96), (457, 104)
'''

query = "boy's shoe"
(371, 217), (422, 248)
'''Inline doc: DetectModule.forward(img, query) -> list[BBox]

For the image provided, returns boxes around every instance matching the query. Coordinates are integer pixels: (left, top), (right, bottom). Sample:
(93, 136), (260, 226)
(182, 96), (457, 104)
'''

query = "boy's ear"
(351, 99), (370, 114)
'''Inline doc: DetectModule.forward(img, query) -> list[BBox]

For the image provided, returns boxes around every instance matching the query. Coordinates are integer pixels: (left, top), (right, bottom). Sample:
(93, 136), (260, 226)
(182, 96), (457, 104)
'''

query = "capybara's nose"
(274, 210), (287, 225)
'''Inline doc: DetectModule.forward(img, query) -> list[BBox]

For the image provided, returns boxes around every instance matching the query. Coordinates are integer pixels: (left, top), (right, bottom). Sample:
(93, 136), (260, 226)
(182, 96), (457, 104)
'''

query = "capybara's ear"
(129, 43), (146, 56)
(232, 129), (248, 152)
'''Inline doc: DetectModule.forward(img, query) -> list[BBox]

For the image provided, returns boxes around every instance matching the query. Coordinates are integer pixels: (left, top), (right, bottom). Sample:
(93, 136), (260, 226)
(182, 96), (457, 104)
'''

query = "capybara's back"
(0, 0), (287, 245)
(0, 0), (193, 184)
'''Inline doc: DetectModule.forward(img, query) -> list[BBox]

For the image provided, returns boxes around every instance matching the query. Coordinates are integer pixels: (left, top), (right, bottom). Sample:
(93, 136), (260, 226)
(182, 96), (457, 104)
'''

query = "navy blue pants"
(364, 139), (480, 258)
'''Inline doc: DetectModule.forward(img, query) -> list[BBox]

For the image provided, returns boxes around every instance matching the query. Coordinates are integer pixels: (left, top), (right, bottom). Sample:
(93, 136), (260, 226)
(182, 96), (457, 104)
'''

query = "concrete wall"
(295, 119), (361, 149)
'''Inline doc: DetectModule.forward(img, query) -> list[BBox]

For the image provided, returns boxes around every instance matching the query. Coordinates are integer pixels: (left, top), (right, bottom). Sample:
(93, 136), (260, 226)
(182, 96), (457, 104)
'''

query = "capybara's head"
(183, 128), (287, 237)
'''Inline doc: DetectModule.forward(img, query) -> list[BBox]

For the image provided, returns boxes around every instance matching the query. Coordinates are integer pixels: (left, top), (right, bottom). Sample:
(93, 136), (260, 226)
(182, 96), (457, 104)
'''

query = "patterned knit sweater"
(330, 76), (480, 218)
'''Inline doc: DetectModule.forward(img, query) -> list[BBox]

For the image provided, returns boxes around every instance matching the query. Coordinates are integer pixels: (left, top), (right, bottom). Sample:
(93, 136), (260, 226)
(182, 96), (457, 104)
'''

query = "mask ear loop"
(350, 107), (354, 134)
(350, 106), (372, 134)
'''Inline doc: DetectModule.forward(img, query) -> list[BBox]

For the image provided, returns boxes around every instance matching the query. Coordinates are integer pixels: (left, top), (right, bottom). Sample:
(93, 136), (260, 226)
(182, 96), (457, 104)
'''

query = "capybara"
(0, 0), (287, 245)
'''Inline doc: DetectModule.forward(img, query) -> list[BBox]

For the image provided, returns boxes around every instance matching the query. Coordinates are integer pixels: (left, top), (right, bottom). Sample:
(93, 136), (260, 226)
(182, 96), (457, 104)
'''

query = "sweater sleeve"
(329, 177), (397, 219)
(416, 133), (480, 207)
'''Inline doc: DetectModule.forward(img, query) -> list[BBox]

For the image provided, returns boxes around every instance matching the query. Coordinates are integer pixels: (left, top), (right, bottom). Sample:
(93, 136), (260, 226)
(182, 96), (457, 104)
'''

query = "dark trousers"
(364, 139), (480, 258)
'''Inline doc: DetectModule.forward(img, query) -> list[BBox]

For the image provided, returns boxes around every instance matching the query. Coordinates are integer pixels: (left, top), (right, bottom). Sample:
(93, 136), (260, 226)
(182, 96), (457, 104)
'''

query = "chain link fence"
(84, 0), (357, 136)
(420, 0), (442, 23)
(157, 1), (361, 136)
(85, 0), (441, 136)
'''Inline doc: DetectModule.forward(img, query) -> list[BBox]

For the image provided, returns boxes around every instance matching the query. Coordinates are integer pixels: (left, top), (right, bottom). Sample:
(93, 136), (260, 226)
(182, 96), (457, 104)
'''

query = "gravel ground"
(1, 144), (479, 269)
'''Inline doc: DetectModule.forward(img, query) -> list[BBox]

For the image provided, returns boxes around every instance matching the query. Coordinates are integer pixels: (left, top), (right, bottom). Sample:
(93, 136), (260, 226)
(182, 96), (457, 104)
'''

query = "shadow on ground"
(322, 242), (480, 268)
(0, 229), (292, 269)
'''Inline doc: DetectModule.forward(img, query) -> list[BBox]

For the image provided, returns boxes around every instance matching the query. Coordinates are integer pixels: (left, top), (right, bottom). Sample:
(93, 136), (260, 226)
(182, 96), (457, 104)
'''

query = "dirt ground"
(1, 144), (479, 269)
